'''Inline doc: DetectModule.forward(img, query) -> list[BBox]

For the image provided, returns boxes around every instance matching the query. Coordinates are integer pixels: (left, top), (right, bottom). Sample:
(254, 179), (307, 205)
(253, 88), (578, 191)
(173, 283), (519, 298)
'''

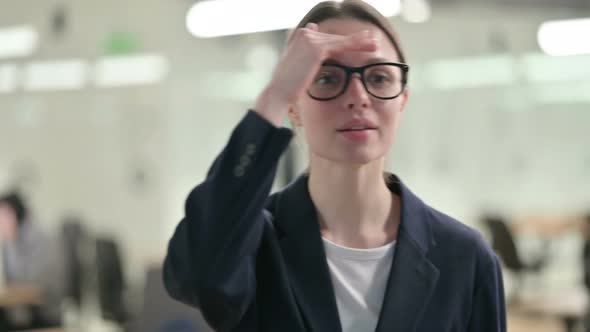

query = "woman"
(163, 1), (506, 331)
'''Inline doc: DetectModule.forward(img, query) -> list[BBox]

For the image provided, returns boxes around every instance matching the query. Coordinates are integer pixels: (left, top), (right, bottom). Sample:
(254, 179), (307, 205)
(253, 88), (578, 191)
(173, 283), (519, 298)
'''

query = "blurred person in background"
(0, 191), (65, 330)
(164, 1), (506, 331)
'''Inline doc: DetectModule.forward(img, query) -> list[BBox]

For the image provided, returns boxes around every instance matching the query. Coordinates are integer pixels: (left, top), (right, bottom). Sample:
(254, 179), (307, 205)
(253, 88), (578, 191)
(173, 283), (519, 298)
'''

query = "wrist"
(254, 87), (290, 127)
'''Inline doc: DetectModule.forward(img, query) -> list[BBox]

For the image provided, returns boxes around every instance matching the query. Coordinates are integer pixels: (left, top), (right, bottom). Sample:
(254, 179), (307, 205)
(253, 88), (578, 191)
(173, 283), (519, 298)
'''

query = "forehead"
(317, 18), (399, 63)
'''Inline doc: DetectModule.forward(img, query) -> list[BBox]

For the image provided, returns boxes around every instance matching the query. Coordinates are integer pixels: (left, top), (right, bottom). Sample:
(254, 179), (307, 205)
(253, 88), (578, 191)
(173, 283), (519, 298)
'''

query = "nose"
(342, 73), (370, 110)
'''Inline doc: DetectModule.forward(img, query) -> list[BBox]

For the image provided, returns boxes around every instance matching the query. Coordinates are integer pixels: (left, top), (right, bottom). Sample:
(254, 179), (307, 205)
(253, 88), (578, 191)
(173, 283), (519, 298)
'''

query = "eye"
(315, 72), (341, 85)
(366, 72), (392, 84)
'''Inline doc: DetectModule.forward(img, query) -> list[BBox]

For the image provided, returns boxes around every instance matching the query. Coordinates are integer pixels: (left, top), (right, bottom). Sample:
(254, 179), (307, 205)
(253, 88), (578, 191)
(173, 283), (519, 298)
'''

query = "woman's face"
(293, 18), (408, 166)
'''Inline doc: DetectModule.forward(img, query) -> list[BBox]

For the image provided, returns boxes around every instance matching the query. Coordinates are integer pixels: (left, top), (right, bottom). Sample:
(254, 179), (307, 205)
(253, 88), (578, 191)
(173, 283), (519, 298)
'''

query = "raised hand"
(254, 23), (377, 126)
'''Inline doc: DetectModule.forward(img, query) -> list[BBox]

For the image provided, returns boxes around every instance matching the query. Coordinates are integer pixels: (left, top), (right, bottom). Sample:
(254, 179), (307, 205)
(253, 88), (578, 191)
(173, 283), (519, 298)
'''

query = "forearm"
(163, 110), (293, 329)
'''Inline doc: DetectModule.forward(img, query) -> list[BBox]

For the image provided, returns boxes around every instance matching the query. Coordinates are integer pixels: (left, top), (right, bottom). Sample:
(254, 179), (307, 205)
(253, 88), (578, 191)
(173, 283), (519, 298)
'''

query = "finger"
(324, 32), (377, 54)
(347, 32), (378, 51)
(305, 22), (318, 31)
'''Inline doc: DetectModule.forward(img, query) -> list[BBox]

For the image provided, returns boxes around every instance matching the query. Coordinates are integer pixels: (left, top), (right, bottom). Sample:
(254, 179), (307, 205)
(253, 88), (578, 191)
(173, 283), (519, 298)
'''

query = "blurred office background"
(0, 0), (589, 331)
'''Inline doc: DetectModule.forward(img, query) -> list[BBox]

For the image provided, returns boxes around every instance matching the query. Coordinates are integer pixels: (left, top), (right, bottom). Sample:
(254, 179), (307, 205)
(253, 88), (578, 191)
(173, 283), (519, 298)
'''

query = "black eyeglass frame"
(307, 62), (410, 101)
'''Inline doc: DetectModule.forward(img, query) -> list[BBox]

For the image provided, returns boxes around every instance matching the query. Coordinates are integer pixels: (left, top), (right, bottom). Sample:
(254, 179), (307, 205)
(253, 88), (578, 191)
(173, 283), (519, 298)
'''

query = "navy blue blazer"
(163, 111), (507, 332)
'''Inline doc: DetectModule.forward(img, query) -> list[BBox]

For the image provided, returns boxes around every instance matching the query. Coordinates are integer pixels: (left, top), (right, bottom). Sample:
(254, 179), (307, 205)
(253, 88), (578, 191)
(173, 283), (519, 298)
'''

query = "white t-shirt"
(322, 237), (396, 332)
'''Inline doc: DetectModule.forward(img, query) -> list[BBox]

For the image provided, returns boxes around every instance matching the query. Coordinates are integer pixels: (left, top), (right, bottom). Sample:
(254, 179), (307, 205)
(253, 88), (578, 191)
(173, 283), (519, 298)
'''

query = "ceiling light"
(187, 0), (401, 38)
(0, 25), (38, 59)
(23, 59), (87, 91)
(538, 18), (590, 56)
(94, 54), (168, 87)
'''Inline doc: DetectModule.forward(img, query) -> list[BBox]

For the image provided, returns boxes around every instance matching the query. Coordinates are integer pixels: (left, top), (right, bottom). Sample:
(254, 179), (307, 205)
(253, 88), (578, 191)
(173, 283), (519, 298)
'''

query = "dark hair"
(0, 191), (28, 226)
(289, 0), (407, 64)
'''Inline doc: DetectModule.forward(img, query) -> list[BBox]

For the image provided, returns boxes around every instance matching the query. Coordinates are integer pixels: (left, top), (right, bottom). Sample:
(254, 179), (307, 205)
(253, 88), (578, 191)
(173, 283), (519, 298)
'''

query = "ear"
(399, 89), (410, 113)
(288, 105), (303, 127)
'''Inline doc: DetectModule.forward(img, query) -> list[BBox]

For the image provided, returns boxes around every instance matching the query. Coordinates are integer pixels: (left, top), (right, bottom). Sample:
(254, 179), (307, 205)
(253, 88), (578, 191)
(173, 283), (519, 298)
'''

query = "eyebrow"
(366, 57), (391, 64)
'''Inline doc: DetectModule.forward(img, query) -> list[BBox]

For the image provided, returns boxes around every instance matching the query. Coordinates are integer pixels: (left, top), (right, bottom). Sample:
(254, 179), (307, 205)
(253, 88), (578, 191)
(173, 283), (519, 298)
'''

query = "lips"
(336, 119), (378, 132)
(337, 126), (376, 132)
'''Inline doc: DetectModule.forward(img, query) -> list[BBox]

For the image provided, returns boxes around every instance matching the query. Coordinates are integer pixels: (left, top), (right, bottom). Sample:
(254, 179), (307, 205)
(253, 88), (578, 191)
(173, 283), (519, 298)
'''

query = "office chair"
(95, 237), (128, 324)
(482, 215), (549, 303)
(61, 218), (88, 308)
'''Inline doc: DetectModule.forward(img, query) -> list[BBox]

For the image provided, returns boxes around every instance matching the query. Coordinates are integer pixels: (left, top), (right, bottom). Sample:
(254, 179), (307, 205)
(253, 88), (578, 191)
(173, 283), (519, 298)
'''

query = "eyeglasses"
(307, 62), (409, 101)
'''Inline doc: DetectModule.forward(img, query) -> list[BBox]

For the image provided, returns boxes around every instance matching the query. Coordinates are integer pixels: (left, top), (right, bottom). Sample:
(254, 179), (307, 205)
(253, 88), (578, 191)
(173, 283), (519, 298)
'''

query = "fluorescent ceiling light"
(522, 52), (590, 83)
(187, 0), (401, 38)
(538, 18), (590, 56)
(23, 59), (88, 91)
(0, 65), (18, 93)
(94, 54), (168, 87)
(0, 25), (38, 59)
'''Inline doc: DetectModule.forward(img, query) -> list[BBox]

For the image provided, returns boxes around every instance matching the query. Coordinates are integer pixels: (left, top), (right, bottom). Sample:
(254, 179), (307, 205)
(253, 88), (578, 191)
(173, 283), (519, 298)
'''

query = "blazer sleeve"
(163, 110), (293, 331)
(467, 251), (507, 332)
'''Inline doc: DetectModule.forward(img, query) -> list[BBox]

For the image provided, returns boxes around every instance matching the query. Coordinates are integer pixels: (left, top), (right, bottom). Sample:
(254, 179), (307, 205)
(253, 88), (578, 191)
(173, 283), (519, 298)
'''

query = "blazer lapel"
(375, 175), (440, 332)
(374, 231), (439, 332)
(273, 175), (342, 332)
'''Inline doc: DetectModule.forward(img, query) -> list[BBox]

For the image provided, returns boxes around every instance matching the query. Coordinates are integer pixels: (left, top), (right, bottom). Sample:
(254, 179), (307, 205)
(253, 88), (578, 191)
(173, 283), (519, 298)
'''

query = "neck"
(308, 157), (400, 249)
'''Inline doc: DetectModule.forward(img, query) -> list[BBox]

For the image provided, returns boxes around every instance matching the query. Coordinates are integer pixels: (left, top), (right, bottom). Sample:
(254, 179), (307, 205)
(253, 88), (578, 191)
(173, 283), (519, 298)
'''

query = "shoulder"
(424, 205), (498, 270)
(263, 173), (306, 219)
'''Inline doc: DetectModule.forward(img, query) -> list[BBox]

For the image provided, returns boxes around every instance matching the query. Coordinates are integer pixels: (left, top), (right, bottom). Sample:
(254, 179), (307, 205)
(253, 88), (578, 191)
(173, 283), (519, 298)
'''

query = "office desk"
(0, 285), (43, 307)
(511, 216), (585, 238)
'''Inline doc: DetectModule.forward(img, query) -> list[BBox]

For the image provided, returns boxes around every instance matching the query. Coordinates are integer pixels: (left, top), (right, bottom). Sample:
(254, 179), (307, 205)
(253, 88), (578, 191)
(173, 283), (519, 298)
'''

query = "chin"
(322, 148), (386, 167)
